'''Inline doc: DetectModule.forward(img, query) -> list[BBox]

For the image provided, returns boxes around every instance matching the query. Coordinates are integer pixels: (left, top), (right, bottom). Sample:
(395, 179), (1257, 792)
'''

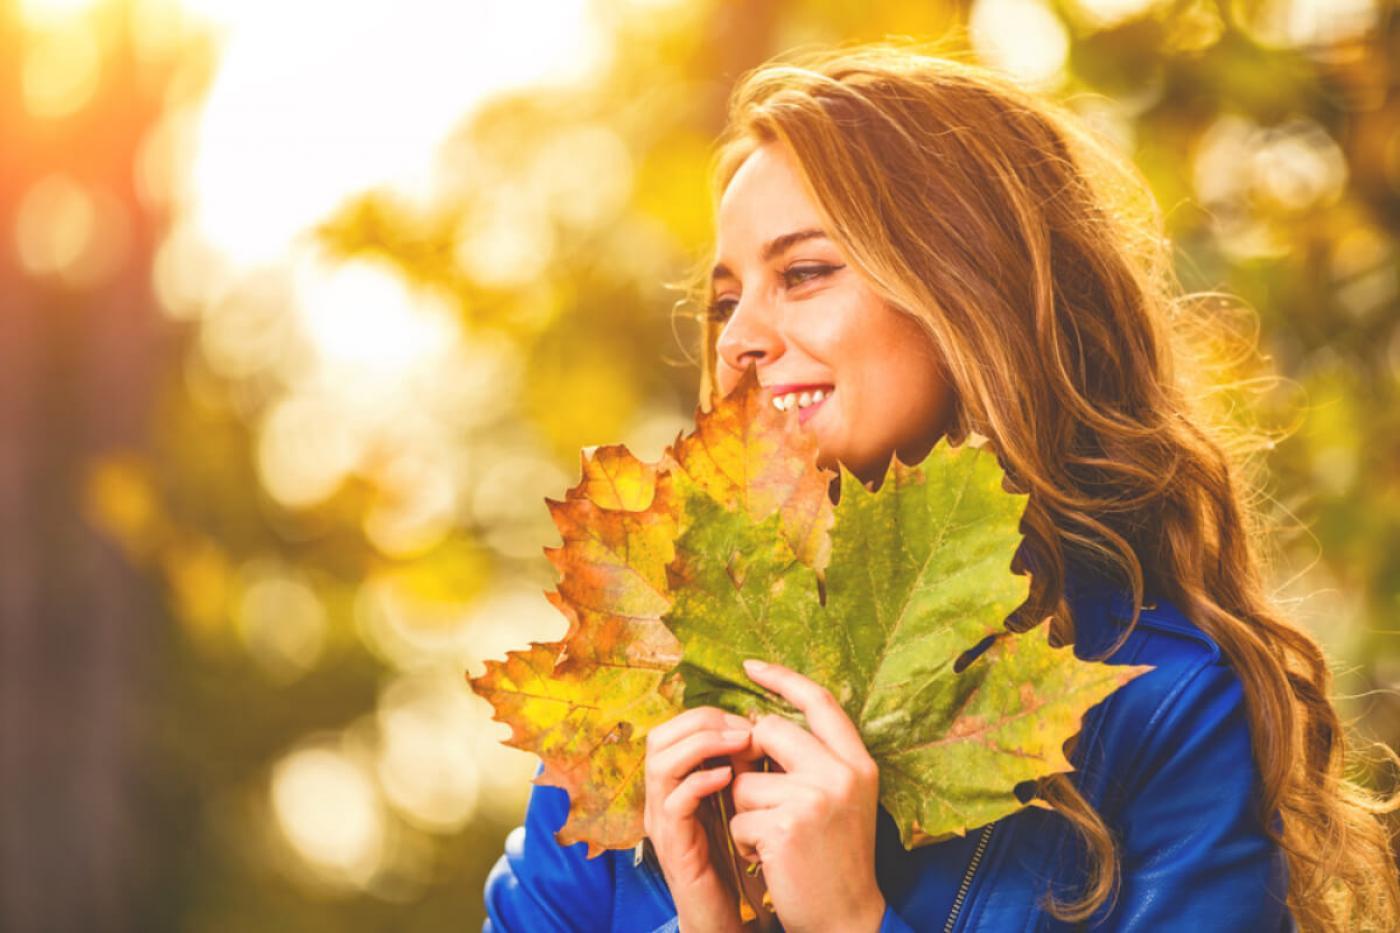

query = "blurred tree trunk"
(0, 12), (169, 931)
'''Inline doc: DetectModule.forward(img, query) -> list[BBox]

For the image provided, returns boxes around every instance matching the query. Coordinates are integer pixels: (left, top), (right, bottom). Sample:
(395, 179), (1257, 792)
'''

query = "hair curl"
(677, 40), (1400, 930)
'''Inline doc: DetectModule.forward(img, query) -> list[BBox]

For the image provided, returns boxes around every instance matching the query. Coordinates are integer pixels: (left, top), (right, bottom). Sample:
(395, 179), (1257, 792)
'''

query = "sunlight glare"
(17, 0), (100, 27)
(185, 0), (605, 268)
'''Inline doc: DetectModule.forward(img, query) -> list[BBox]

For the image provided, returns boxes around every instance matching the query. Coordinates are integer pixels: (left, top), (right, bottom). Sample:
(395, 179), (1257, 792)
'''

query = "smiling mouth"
(770, 386), (833, 413)
(797, 392), (831, 426)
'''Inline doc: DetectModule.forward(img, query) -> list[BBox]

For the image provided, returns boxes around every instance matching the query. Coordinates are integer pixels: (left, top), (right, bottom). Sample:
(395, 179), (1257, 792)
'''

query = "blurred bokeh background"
(1, 0), (1397, 929)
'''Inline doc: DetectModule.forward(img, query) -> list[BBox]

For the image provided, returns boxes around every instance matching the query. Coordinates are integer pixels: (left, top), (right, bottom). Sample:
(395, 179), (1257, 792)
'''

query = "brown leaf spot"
(947, 715), (987, 739)
(725, 550), (748, 589)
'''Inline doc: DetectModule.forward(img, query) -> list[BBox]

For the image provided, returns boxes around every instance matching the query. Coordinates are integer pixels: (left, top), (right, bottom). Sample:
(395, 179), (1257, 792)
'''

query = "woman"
(484, 44), (1400, 931)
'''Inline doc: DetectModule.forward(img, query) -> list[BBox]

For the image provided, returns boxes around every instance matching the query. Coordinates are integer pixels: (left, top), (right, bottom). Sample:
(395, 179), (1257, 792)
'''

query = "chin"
(820, 452), (874, 487)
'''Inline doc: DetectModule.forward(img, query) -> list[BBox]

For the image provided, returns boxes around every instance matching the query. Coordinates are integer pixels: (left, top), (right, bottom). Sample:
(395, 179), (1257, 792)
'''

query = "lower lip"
(798, 393), (831, 426)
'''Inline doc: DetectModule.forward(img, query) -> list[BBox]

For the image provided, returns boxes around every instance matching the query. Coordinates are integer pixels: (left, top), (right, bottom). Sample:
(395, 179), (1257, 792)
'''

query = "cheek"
(864, 324), (949, 430)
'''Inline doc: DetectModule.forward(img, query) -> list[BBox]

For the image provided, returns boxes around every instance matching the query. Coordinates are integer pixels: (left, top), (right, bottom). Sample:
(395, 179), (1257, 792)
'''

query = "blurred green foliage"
(73, 0), (1400, 927)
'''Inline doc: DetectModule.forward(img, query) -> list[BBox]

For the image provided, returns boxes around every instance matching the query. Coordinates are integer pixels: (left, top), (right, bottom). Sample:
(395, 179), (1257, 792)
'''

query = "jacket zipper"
(942, 822), (996, 933)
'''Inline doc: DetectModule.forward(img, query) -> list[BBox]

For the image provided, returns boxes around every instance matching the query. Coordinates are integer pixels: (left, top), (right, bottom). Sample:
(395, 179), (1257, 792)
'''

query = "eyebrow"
(710, 228), (829, 283)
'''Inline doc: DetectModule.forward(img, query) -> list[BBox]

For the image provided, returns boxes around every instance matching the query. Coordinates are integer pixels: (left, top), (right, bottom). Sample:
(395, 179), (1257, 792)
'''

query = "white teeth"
(770, 389), (832, 413)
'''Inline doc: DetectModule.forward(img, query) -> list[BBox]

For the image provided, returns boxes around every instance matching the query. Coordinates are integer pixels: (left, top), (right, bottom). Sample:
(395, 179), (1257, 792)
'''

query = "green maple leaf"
(666, 429), (1153, 847)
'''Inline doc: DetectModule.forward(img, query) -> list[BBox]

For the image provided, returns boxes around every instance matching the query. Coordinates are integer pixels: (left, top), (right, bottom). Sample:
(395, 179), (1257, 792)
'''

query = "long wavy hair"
(677, 42), (1400, 930)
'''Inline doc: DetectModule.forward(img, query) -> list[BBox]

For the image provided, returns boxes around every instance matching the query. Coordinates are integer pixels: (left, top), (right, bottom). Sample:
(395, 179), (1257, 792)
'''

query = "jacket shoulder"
(1062, 582), (1251, 814)
(960, 582), (1291, 930)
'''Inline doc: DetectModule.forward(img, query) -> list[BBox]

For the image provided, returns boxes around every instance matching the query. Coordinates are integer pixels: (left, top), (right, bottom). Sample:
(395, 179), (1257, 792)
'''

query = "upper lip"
(764, 382), (834, 396)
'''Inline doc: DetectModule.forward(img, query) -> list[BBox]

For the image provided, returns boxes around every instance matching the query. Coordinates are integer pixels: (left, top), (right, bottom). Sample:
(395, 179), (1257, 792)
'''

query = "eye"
(706, 263), (844, 322)
(783, 263), (842, 288)
(706, 296), (737, 322)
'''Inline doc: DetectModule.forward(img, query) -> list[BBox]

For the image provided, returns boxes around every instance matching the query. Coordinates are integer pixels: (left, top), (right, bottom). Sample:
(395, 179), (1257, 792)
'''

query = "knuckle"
(644, 747), (669, 781)
(797, 788), (826, 815)
(686, 706), (723, 731)
(679, 732), (711, 760)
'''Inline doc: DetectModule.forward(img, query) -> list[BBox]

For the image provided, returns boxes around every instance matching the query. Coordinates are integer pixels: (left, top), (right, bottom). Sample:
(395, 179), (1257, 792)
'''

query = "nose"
(715, 294), (784, 375)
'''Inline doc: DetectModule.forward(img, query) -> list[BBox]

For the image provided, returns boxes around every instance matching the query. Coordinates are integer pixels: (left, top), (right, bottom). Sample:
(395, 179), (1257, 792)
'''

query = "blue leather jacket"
(483, 571), (1295, 930)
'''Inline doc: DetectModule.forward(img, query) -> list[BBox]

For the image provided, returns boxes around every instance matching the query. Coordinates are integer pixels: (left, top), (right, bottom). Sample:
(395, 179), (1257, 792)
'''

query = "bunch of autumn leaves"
(469, 367), (1149, 863)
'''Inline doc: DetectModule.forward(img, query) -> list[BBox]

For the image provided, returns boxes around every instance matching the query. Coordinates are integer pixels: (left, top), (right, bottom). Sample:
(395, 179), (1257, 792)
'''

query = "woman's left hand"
(727, 658), (886, 933)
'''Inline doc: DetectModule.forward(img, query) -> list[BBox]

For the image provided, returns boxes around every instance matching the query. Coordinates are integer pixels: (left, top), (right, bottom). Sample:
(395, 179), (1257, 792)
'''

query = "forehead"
(716, 144), (823, 244)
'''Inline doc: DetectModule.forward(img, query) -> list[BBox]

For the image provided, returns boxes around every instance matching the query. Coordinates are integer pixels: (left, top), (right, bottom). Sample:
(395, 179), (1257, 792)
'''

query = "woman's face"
(710, 143), (955, 484)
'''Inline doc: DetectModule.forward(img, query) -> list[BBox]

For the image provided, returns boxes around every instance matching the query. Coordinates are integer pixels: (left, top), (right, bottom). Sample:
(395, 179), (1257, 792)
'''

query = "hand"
(727, 659), (886, 933)
(644, 705), (755, 932)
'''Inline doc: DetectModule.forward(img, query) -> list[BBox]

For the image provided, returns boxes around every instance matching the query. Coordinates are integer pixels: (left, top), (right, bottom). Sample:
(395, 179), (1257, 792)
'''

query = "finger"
(727, 742), (770, 774)
(728, 808), (779, 865)
(647, 727), (751, 787)
(730, 770), (815, 812)
(742, 659), (868, 761)
(660, 765), (732, 822)
(748, 713), (839, 776)
(646, 706), (752, 757)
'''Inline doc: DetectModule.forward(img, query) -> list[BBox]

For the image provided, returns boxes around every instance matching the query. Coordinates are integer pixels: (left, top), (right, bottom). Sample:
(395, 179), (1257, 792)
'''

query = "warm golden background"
(1, 0), (1397, 929)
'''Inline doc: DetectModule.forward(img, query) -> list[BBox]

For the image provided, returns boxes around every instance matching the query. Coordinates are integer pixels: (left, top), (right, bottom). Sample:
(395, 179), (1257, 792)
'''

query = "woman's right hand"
(643, 706), (755, 932)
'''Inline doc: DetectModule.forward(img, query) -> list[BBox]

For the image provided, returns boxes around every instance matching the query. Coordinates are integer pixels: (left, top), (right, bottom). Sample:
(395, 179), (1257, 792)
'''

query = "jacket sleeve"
(483, 776), (615, 932)
(1089, 657), (1294, 931)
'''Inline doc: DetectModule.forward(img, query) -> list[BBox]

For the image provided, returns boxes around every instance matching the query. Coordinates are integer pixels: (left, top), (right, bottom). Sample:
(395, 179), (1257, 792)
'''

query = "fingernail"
(743, 658), (768, 675)
(721, 729), (749, 741)
(723, 713), (751, 729)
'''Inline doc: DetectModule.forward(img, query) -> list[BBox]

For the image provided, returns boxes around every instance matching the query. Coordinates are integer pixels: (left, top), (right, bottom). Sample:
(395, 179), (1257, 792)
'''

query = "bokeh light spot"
(236, 563), (329, 681)
(271, 745), (386, 886)
(256, 393), (361, 509)
(15, 174), (95, 276)
(375, 675), (481, 832)
(1232, 0), (1379, 49)
(969, 0), (1069, 90)
(1069, 0), (1163, 31)
(22, 20), (102, 118)
(293, 254), (460, 378)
